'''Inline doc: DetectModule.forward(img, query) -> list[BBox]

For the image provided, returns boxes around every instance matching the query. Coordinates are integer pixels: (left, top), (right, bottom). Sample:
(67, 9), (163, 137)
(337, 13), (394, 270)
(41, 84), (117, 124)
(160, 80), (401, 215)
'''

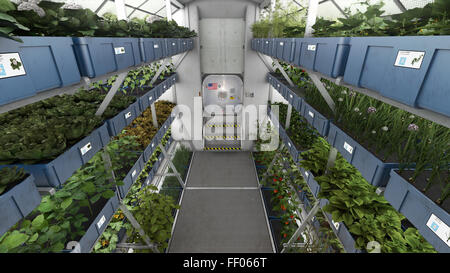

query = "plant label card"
(0, 53), (26, 79)
(125, 111), (132, 119)
(97, 215), (106, 229)
(426, 214), (450, 247)
(308, 111), (314, 118)
(307, 45), (316, 51)
(343, 142), (354, 154)
(114, 47), (126, 55)
(80, 142), (92, 156)
(394, 51), (425, 69)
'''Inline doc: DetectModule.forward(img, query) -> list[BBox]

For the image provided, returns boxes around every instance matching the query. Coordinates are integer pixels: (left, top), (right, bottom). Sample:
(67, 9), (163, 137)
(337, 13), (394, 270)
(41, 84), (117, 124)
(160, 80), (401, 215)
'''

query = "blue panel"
(139, 87), (156, 112)
(327, 123), (399, 187)
(343, 36), (450, 116)
(300, 101), (331, 137)
(73, 37), (141, 78)
(0, 37), (81, 105)
(0, 175), (41, 236)
(139, 38), (157, 63)
(282, 38), (295, 63)
(299, 37), (351, 78)
(78, 192), (119, 253)
(106, 101), (140, 137)
(385, 169), (450, 253)
(118, 155), (144, 199)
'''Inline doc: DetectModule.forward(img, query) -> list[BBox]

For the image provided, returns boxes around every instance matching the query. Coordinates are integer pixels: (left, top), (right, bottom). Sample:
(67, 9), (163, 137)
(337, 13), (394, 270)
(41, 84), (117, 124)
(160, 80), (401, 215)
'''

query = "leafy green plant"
(0, 166), (27, 195)
(312, 0), (450, 37)
(0, 0), (29, 41)
(126, 185), (179, 253)
(299, 138), (436, 253)
(251, 0), (306, 38)
(6, 1), (197, 38)
(0, 88), (135, 164)
(0, 136), (141, 253)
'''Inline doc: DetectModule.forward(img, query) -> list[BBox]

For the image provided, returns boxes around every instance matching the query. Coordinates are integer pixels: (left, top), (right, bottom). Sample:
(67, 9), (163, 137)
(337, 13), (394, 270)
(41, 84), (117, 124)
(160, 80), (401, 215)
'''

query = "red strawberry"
(290, 215), (294, 219)
(274, 189), (278, 193)
(285, 221), (289, 225)
(283, 233), (287, 238)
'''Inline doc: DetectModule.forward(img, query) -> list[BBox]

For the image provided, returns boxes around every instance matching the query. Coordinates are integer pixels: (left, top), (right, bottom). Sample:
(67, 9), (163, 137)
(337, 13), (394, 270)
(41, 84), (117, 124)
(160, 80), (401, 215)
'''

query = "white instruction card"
(0, 53), (26, 79)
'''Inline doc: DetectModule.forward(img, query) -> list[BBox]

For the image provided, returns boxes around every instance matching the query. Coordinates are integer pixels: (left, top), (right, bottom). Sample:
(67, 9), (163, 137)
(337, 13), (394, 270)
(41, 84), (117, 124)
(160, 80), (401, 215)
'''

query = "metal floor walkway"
(168, 151), (274, 253)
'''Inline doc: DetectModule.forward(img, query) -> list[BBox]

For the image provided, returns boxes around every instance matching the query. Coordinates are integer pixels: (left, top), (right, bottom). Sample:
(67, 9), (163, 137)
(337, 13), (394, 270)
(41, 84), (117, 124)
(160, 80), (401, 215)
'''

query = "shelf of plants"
(253, 139), (346, 253)
(93, 135), (188, 254)
(267, 61), (449, 252)
(0, 96), (177, 253)
(266, 102), (439, 253)
(252, 1), (450, 118)
(0, 0), (195, 106)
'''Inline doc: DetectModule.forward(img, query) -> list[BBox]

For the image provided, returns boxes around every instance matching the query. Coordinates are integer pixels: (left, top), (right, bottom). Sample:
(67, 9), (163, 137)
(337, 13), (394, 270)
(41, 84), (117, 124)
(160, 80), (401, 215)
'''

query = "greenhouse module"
(0, 0), (449, 265)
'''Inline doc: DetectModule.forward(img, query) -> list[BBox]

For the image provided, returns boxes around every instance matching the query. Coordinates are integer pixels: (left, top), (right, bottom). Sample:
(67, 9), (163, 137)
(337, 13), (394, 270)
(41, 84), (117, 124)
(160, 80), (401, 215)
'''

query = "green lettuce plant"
(0, 166), (27, 195)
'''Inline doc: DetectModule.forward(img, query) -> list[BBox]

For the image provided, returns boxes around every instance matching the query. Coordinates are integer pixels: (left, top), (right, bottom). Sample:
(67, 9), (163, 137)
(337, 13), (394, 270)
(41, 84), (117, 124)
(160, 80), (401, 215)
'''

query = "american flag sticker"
(207, 83), (218, 90)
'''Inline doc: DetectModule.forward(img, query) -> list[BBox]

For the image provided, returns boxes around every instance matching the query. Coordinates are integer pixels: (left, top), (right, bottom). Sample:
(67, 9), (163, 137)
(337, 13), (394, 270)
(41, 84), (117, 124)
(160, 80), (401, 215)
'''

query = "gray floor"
(168, 151), (274, 253)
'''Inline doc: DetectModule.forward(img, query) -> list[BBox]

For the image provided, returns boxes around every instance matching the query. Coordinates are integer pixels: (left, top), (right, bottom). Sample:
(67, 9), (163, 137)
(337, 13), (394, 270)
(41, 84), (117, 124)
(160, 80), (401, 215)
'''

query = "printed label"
(394, 51), (425, 69)
(149, 96), (153, 101)
(154, 44), (159, 48)
(97, 215), (106, 229)
(132, 169), (137, 178)
(114, 47), (125, 55)
(288, 142), (291, 147)
(125, 112), (132, 119)
(343, 142), (354, 154)
(280, 42), (284, 46)
(172, 42), (176, 46)
(331, 219), (340, 230)
(0, 53), (26, 79)
(304, 172), (309, 178)
(307, 45), (316, 51)
(426, 214), (450, 247)
(80, 142), (92, 156)
(290, 94), (293, 99)
(308, 111), (314, 118)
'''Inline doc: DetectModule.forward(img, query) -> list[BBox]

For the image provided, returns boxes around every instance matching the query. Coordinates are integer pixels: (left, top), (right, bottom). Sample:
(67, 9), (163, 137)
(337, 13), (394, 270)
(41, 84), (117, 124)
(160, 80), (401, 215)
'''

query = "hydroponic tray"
(327, 122), (399, 187)
(73, 37), (142, 78)
(0, 174), (41, 236)
(343, 36), (450, 117)
(384, 169), (450, 253)
(1, 123), (110, 188)
(0, 36), (81, 106)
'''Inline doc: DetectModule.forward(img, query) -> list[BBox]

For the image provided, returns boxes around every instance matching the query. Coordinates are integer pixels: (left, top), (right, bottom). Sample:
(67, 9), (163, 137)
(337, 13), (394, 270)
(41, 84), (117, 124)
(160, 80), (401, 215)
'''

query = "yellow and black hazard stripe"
(204, 135), (240, 139)
(206, 124), (241, 128)
(204, 147), (241, 151)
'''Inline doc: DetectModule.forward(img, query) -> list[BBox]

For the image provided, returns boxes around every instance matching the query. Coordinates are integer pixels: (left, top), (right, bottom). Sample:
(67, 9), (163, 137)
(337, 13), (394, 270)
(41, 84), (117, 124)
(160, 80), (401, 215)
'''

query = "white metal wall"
(199, 18), (245, 74)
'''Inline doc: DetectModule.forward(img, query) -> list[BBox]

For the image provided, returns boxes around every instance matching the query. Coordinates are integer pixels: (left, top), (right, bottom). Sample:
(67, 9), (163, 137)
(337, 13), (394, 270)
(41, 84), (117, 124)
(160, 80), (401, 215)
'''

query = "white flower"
(338, 98), (343, 102)
(354, 107), (360, 112)
(409, 115), (415, 119)
(341, 90), (347, 95)
(62, 2), (83, 10)
(407, 123), (419, 131)
(382, 126), (389, 131)
(17, 1), (45, 17)
(372, 130), (376, 134)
